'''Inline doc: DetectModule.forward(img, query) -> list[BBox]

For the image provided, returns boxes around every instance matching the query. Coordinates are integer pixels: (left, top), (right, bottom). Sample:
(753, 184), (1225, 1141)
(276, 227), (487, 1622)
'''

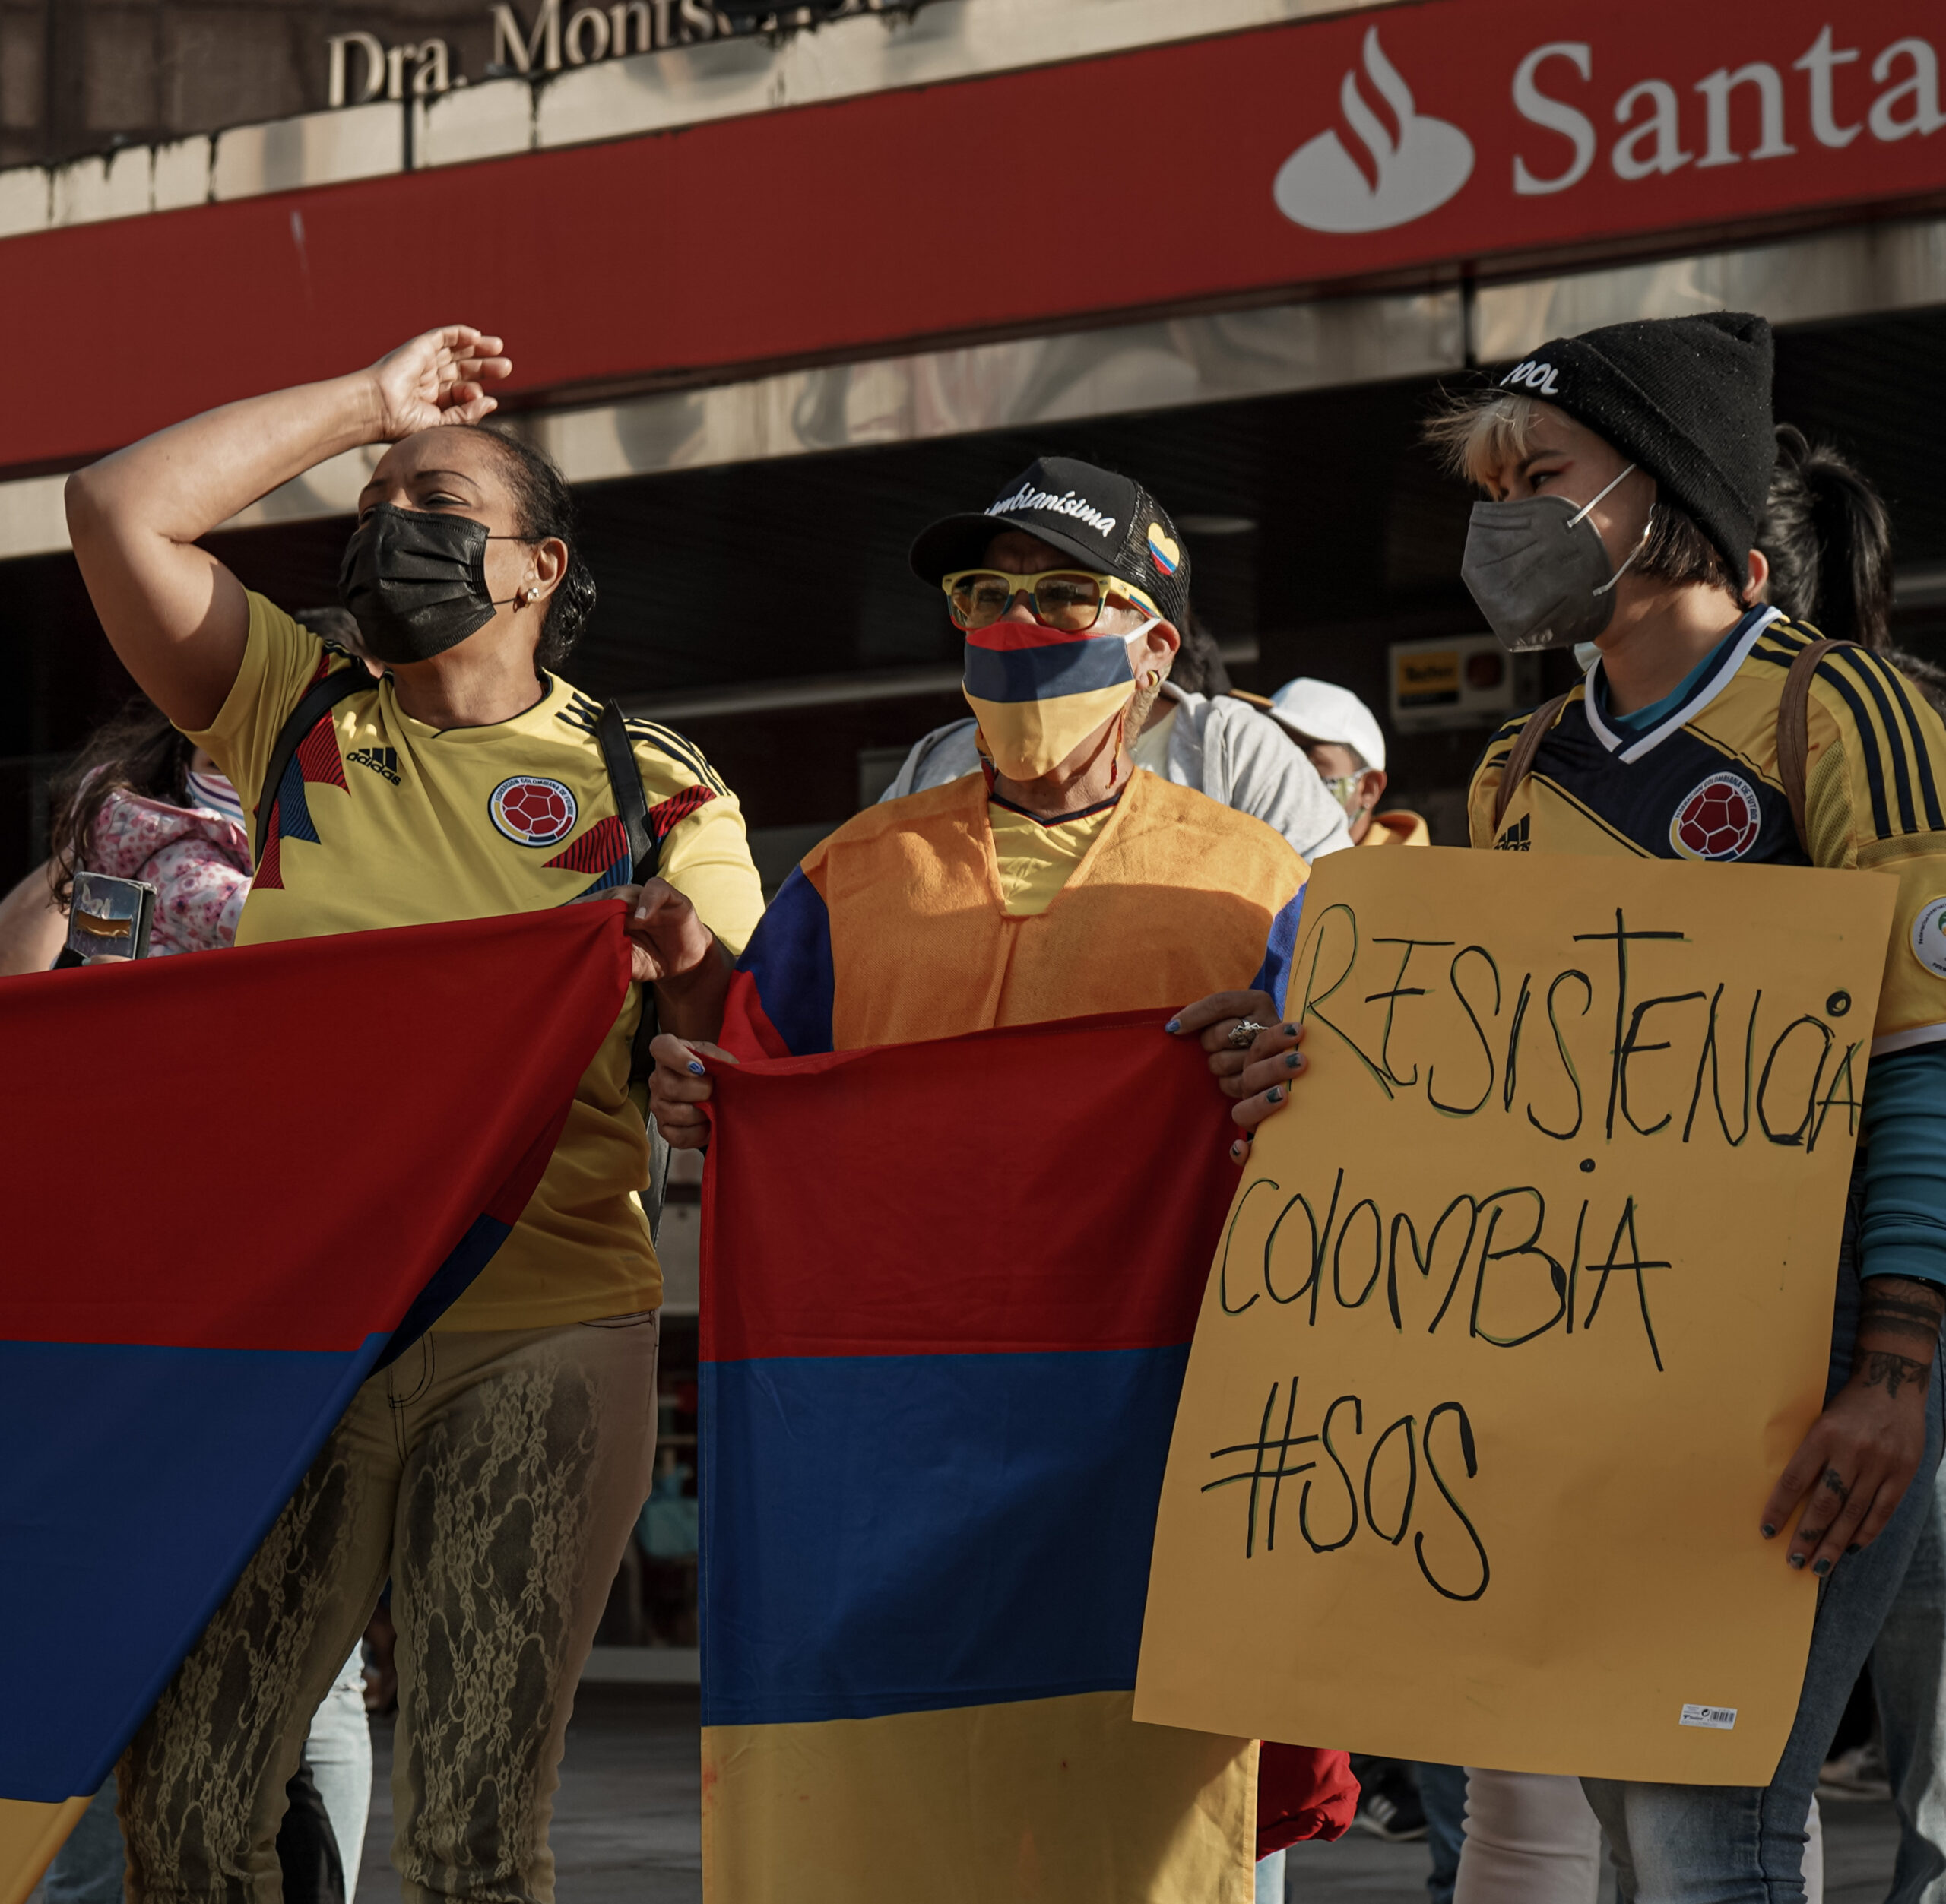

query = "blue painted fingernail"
(686, 1060), (705, 1076)
(1788, 1554), (1807, 1570)
(1165, 1018), (1181, 1034)
(1760, 1524), (1776, 1539)
(1285, 1053), (1302, 1069)
(1813, 1558), (1832, 1576)
(1282, 1025), (1298, 1038)
(1267, 1085), (1284, 1104)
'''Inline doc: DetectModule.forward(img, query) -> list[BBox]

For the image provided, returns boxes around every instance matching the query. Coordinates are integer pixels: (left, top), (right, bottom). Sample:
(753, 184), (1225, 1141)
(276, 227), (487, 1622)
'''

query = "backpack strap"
(1777, 638), (1853, 859)
(255, 664), (375, 866)
(1491, 692), (1574, 835)
(595, 701), (677, 1238)
(595, 700), (658, 884)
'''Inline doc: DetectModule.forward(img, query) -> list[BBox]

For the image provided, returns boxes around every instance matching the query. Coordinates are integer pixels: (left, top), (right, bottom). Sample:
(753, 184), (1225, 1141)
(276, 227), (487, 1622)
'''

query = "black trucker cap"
(1495, 312), (1776, 589)
(909, 456), (1192, 629)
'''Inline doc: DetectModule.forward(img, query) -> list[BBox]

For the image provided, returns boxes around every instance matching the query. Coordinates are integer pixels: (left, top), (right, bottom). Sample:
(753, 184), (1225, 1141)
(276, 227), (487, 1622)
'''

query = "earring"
(1144, 669), (1161, 688)
(524, 585), (540, 606)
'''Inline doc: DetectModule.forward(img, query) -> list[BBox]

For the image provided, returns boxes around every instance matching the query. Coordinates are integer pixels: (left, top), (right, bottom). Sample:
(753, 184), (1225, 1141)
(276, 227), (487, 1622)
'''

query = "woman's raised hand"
(366, 326), (512, 439)
(65, 324), (512, 733)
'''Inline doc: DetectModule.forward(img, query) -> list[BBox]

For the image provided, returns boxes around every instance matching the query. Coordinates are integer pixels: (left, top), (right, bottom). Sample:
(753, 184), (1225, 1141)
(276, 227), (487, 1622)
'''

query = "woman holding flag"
(63, 326), (764, 1904)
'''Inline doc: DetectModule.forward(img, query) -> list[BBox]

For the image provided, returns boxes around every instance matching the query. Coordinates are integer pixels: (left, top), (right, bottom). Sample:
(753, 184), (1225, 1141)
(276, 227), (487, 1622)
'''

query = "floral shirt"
(85, 779), (251, 955)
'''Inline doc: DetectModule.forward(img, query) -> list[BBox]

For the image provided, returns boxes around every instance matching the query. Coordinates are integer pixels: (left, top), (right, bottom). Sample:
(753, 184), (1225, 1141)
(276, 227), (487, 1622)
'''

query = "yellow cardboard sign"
(1135, 847), (1894, 1785)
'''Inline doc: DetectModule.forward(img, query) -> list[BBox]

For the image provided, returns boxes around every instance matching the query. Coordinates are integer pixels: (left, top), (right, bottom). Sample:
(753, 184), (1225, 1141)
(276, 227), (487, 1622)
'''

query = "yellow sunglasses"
(943, 567), (1160, 634)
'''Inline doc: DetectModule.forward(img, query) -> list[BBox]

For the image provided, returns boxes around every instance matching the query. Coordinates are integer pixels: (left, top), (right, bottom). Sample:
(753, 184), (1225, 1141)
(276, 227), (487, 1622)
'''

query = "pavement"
(356, 1686), (1905, 1903)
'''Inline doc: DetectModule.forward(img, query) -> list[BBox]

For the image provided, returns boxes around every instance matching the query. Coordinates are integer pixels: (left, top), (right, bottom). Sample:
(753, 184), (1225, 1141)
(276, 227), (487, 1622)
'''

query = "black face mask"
(338, 504), (523, 664)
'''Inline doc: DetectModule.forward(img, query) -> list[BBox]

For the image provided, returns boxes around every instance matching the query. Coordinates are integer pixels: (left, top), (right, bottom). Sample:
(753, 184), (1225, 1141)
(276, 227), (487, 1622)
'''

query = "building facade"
(0, 1), (854, 166)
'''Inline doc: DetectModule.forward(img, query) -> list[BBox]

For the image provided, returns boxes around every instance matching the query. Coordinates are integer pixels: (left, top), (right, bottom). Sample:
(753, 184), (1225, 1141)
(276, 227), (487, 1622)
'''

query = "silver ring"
(1227, 1019), (1267, 1050)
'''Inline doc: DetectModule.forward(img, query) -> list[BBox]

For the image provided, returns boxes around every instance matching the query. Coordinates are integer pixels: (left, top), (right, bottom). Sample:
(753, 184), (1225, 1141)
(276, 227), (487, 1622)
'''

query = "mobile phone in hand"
(67, 871), (157, 962)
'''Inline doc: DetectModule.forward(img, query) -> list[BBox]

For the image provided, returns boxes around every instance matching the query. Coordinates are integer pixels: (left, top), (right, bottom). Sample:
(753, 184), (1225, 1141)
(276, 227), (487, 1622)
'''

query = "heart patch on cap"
(1147, 524), (1181, 577)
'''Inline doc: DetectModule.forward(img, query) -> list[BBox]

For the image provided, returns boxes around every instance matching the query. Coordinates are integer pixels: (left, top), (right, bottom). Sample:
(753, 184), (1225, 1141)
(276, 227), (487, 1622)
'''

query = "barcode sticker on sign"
(1680, 1704), (1738, 1730)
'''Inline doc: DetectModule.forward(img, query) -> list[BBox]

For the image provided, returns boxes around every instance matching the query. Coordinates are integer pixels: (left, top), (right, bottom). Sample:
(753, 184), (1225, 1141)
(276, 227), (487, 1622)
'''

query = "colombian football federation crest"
(489, 775), (578, 846)
(1669, 771), (1761, 861)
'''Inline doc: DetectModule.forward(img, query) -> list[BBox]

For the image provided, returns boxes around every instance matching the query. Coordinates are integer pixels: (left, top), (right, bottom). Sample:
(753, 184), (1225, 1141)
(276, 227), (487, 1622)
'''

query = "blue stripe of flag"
(700, 1344), (1188, 1727)
(962, 636), (1133, 705)
(0, 1335), (385, 1803)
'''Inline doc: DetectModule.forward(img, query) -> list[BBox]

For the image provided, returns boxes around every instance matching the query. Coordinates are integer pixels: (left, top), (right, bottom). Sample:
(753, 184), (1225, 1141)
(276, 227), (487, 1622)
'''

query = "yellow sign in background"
(1135, 847), (1895, 1785)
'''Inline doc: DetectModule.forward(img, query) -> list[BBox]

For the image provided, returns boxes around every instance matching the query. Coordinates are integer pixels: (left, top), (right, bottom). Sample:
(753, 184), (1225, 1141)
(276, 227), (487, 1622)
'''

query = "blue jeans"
(34, 1777), (123, 1904)
(1253, 1849), (1285, 1902)
(1583, 1196), (1946, 1904)
(1873, 1461), (1946, 1904)
(1253, 1843), (1284, 1904)
(1418, 1763), (1468, 1904)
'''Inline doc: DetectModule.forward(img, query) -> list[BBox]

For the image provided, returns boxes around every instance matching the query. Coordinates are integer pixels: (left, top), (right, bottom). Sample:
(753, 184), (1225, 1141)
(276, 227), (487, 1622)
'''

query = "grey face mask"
(1460, 464), (1648, 653)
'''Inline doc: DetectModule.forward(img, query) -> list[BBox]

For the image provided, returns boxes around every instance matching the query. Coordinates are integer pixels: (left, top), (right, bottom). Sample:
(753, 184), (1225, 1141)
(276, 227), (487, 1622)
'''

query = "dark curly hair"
(47, 699), (192, 911)
(467, 425), (597, 670)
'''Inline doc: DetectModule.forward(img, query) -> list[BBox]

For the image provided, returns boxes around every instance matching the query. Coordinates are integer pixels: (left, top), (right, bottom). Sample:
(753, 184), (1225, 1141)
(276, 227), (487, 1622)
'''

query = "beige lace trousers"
(118, 1315), (660, 1904)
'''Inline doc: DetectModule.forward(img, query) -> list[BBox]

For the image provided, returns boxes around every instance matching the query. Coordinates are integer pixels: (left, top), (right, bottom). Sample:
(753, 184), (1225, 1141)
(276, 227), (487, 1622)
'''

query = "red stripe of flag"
(964, 621), (1109, 653)
(0, 908), (629, 1353)
(702, 1009), (1236, 1362)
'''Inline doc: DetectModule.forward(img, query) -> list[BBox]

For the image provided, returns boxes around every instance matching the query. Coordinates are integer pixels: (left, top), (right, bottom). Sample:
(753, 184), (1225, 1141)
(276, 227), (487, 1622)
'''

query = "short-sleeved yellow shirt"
(189, 593), (765, 1329)
(987, 795), (1117, 917)
(1469, 610), (1946, 1054)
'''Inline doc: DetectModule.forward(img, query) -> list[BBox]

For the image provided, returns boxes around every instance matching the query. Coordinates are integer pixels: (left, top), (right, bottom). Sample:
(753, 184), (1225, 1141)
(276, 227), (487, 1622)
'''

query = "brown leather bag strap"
(1491, 691), (1573, 835)
(1777, 637), (1853, 858)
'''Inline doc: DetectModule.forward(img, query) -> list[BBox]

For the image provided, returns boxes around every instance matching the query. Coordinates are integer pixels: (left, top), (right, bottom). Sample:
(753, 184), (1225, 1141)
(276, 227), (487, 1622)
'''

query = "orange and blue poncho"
(723, 768), (1306, 1055)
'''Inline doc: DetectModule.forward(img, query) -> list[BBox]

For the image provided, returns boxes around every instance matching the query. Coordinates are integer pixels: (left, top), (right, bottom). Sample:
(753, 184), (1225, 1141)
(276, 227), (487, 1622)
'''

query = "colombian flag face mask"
(951, 569), (1161, 781)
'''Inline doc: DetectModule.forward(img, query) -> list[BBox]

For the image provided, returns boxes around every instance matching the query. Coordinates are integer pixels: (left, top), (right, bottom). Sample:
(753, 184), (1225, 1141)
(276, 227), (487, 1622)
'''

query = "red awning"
(3, 0), (1943, 476)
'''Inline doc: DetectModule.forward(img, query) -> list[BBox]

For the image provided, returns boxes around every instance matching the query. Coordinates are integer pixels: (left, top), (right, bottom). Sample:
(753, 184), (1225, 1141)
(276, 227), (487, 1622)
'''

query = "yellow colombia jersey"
(191, 593), (766, 1329)
(987, 794), (1115, 916)
(1470, 610), (1946, 1054)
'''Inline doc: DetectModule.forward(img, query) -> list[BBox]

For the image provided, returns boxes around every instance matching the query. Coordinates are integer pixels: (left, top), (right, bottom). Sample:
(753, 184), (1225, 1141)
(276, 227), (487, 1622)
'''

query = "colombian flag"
(0, 907), (629, 1904)
(699, 1009), (1352, 1901)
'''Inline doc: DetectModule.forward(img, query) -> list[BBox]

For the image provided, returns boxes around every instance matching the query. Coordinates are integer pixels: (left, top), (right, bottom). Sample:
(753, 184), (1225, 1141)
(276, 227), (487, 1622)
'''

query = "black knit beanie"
(1494, 312), (1776, 588)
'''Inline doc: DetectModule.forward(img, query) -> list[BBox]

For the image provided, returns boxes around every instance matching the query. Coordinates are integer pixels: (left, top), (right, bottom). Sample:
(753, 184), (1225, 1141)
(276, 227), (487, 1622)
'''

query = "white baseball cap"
(1266, 678), (1387, 773)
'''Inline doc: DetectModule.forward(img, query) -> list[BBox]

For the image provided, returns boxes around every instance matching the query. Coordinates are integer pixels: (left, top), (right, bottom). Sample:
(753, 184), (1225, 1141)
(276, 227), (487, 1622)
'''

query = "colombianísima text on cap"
(988, 485), (1119, 539)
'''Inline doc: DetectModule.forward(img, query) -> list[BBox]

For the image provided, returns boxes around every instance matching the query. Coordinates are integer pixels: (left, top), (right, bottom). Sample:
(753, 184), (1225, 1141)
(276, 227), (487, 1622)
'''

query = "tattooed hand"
(1861, 1348), (1932, 1401)
(1761, 1276), (1943, 1576)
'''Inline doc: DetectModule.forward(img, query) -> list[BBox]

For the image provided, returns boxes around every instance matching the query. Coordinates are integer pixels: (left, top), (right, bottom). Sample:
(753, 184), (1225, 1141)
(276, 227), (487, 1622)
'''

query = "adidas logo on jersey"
(1494, 815), (1530, 851)
(347, 746), (401, 785)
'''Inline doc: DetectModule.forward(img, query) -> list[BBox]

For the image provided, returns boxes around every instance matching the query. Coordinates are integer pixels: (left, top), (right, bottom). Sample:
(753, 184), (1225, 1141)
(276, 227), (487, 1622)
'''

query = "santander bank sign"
(1275, 30), (1477, 233)
(1236, 0), (1945, 269)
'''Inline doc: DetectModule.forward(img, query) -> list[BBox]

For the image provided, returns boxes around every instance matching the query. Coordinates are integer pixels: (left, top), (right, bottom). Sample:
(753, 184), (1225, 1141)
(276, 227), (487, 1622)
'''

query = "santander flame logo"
(1273, 27), (1474, 234)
